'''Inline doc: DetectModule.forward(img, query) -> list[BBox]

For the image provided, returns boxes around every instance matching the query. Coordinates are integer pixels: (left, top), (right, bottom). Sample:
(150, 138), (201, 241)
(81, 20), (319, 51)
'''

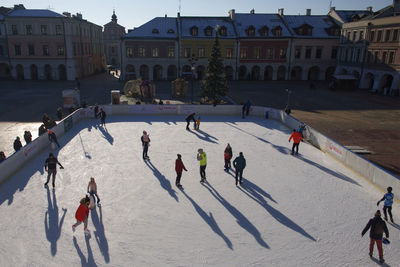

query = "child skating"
(87, 177), (100, 206)
(195, 117), (201, 130)
(72, 195), (91, 235)
(377, 187), (394, 223)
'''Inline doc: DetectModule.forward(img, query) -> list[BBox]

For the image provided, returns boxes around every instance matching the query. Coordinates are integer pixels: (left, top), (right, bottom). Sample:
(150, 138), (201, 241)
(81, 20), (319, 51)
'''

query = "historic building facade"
(0, 7), (11, 79)
(103, 10), (125, 68)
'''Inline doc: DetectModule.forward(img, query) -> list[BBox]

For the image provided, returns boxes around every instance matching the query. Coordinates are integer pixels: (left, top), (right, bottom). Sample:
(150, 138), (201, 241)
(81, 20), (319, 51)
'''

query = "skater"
(38, 124), (47, 136)
(297, 124), (306, 137)
(185, 113), (196, 130)
(100, 108), (106, 127)
(245, 100), (252, 116)
(233, 152), (246, 185)
(361, 210), (389, 263)
(48, 130), (60, 148)
(377, 187), (394, 223)
(141, 130), (150, 159)
(242, 103), (246, 119)
(197, 148), (207, 183)
(72, 195), (90, 235)
(175, 154), (187, 187)
(224, 144), (233, 171)
(24, 130), (32, 145)
(87, 177), (100, 204)
(288, 129), (303, 155)
(0, 151), (6, 163)
(57, 107), (63, 121)
(195, 117), (201, 130)
(42, 113), (50, 126)
(44, 153), (64, 188)
(13, 137), (22, 152)
(94, 104), (99, 119)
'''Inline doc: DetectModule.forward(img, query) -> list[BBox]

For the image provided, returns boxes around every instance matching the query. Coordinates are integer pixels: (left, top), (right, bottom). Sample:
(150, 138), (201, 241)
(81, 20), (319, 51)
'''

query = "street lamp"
(188, 53), (198, 103)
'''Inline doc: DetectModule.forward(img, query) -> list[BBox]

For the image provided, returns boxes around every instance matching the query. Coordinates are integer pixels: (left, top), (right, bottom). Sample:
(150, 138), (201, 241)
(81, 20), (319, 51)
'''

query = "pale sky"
(1, 0), (393, 30)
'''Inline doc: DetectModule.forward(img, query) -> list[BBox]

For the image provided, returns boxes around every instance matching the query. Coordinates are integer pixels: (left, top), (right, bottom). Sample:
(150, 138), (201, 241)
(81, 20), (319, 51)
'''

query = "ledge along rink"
(0, 114), (398, 266)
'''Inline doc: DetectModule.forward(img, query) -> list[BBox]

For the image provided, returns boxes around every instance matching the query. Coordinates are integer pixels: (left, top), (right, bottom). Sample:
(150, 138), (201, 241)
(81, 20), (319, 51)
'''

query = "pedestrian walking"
(100, 108), (106, 127)
(0, 151), (6, 163)
(87, 177), (100, 204)
(245, 100), (252, 116)
(175, 154), (187, 188)
(24, 130), (32, 145)
(197, 148), (207, 183)
(288, 129), (303, 155)
(233, 152), (246, 185)
(224, 144), (233, 171)
(377, 187), (394, 223)
(185, 113), (196, 130)
(13, 137), (22, 152)
(141, 130), (150, 159)
(57, 107), (63, 121)
(361, 210), (389, 264)
(48, 130), (60, 148)
(44, 153), (64, 188)
(72, 195), (90, 235)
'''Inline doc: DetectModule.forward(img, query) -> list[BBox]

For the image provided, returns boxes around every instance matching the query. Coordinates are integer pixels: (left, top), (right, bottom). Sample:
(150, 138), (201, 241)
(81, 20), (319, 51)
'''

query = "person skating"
(94, 104), (99, 119)
(24, 130), (32, 145)
(38, 124), (47, 136)
(175, 154), (187, 188)
(72, 195), (90, 235)
(13, 136), (22, 152)
(57, 107), (63, 121)
(185, 113), (196, 130)
(377, 187), (394, 223)
(233, 152), (246, 186)
(0, 151), (6, 163)
(197, 148), (207, 183)
(141, 131), (150, 159)
(242, 103), (246, 119)
(100, 108), (106, 127)
(195, 117), (201, 130)
(361, 210), (389, 263)
(224, 144), (232, 171)
(48, 130), (60, 148)
(44, 153), (64, 188)
(288, 129), (303, 155)
(245, 100), (252, 116)
(87, 177), (100, 204)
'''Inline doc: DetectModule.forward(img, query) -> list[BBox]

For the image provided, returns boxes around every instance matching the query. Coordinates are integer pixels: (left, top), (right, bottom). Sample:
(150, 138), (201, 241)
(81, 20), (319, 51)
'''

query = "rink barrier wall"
(1, 104), (399, 198)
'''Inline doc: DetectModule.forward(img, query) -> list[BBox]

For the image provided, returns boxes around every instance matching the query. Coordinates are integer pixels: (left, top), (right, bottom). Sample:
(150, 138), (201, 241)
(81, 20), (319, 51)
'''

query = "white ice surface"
(0, 115), (398, 267)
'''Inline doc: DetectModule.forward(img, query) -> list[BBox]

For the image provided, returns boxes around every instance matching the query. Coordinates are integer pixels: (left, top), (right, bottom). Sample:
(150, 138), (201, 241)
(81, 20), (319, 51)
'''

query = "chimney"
(306, 9), (311, 16)
(229, 9), (235, 20)
(165, 14), (167, 18)
(366, 6), (373, 12)
(278, 8), (284, 16)
(63, 12), (71, 17)
(177, 12), (180, 18)
(75, 13), (82, 19)
(13, 4), (25, 10)
(250, 9), (255, 14)
(394, 0), (400, 13)
(330, 6), (336, 12)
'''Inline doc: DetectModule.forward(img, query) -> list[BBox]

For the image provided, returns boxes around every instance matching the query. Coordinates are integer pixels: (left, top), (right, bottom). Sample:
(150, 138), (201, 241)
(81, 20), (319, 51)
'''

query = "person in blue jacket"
(377, 187), (394, 223)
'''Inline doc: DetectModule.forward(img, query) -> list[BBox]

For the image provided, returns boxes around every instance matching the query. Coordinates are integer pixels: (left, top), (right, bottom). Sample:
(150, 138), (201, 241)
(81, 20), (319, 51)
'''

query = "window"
(331, 47), (338, 59)
(389, 52), (395, 64)
(266, 48), (274, 59)
(350, 48), (354, 62)
(226, 48), (233, 58)
(254, 47), (261, 59)
(305, 47), (312, 59)
(28, 44), (35, 56)
(138, 47), (145, 57)
(43, 45), (49, 56)
(12, 25), (18, 35)
(356, 49), (361, 63)
(219, 26), (227, 36)
(152, 28), (159, 34)
(198, 48), (205, 58)
(56, 25), (63, 35)
(273, 26), (282, 37)
(316, 47), (322, 59)
(190, 26), (198, 36)
(152, 47), (159, 57)
(347, 31), (350, 40)
(360, 31), (364, 40)
(393, 29), (398, 41)
(184, 48), (191, 58)
(367, 51), (372, 63)
(240, 48), (247, 59)
(377, 30), (382, 42)
(205, 26), (213, 36)
(382, 52), (387, 63)
(259, 26), (269, 37)
(26, 25), (32, 35)
(295, 47), (301, 59)
(167, 29), (175, 34)
(168, 47), (175, 57)
(41, 25), (47, 35)
(353, 31), (357, 41)
(15, 45), (21, 55)
(279, 48), (286, 59)
(370, 31), (375, 42)
(374, 51), (379, 63)
(247, 26), (255, 36)
(57, 46), (65, 56)
(385, 30), (391, 42)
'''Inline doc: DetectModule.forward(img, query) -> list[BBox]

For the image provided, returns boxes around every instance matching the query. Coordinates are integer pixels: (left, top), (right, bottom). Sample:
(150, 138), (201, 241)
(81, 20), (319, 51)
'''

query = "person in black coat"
(94, 104), (99, 118)
(100, 108), (106, 127)
(361, 210), (389, 263)
(185, 113), (196, 130)
(233, 152), (246, 185)
(57, 107), (63, 120)
(24, 131), (32, 145)
(39, 124), (47, 136)
(44, 153), (64, 188)
(48, 130), (60, 148)
(13, 137), (22, 152)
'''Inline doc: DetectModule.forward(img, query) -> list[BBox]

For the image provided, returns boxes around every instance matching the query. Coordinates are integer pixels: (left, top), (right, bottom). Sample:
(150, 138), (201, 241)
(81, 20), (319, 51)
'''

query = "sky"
(1, 0), (393, 30)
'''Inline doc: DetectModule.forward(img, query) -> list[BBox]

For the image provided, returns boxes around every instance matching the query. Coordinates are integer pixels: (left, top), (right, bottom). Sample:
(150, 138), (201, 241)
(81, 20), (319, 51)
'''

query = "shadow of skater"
(189, 129), (219, 144)
(78, 133), (91, 159)
(44, 187), (67, 256)
(297, 155), (360, 186)
(238, 185), (316, 242)
(91, 206), (110, 263)
(98, 125), (114, 145)
(202, 183), (270, 249)
(145, 160), (178, 202)
(180, 189), (233, 250)
(73, 236), (97, 267)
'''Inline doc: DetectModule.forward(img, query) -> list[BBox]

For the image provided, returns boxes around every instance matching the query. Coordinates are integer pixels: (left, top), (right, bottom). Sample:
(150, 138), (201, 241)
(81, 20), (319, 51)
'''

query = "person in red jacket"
(72, 195), (91, 235)
(175, 154), (187, 188)
(288, 129), (303, 155)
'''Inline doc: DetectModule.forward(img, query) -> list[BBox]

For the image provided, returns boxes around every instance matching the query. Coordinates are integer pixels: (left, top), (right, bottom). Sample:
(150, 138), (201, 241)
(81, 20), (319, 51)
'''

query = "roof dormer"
(190, 26), (198, 36)
(258, 26), (269, 37)
(152, 28), (159, 34)
(295, 23), (313, 36)
(272, 25), (282, 37)
(204, 26), (213, 36)
(246, 25), (256, 36)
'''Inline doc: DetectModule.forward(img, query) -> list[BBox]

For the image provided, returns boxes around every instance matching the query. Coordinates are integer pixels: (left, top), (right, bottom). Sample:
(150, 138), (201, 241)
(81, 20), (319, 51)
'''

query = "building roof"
(334, 10), (372, 23)
(180, 16), (235, 38)
(234, 13), (291, 38)
(362, 5), (395, 20)
(124, 17), (177, 39)
(7, 9), (64, 18)
(283, 15), (339, 38)
(104, 21), (125, 29)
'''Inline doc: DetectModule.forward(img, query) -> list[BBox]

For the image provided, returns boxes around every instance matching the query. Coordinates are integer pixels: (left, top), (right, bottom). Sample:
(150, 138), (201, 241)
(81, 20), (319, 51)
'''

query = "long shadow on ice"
(91, 205), (110, 263)
(188, 129), (218, 144)
(238, 184), (316, 242)
(73, 236), (97, 267)
(98, 125), (114, 145)
(202, 183), (270, 249)
(44, 187), (67, 256)
(180, 189), (233, 250)
(144, 160), (178, 202)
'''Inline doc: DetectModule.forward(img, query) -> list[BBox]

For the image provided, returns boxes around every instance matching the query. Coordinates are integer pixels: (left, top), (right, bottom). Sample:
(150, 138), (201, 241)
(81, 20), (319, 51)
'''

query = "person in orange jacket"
(72, 195), (91, 235)
(288, 129), (303, 155)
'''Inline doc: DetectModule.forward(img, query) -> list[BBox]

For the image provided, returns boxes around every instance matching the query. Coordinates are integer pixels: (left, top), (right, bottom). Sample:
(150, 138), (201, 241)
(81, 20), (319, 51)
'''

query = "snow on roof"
(7, 9), (64, 18)
(234, 13), (291, 38)
(180, 17), (236, 39)
(283, 15), (339, 38)
(124, 17), (177, 39)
